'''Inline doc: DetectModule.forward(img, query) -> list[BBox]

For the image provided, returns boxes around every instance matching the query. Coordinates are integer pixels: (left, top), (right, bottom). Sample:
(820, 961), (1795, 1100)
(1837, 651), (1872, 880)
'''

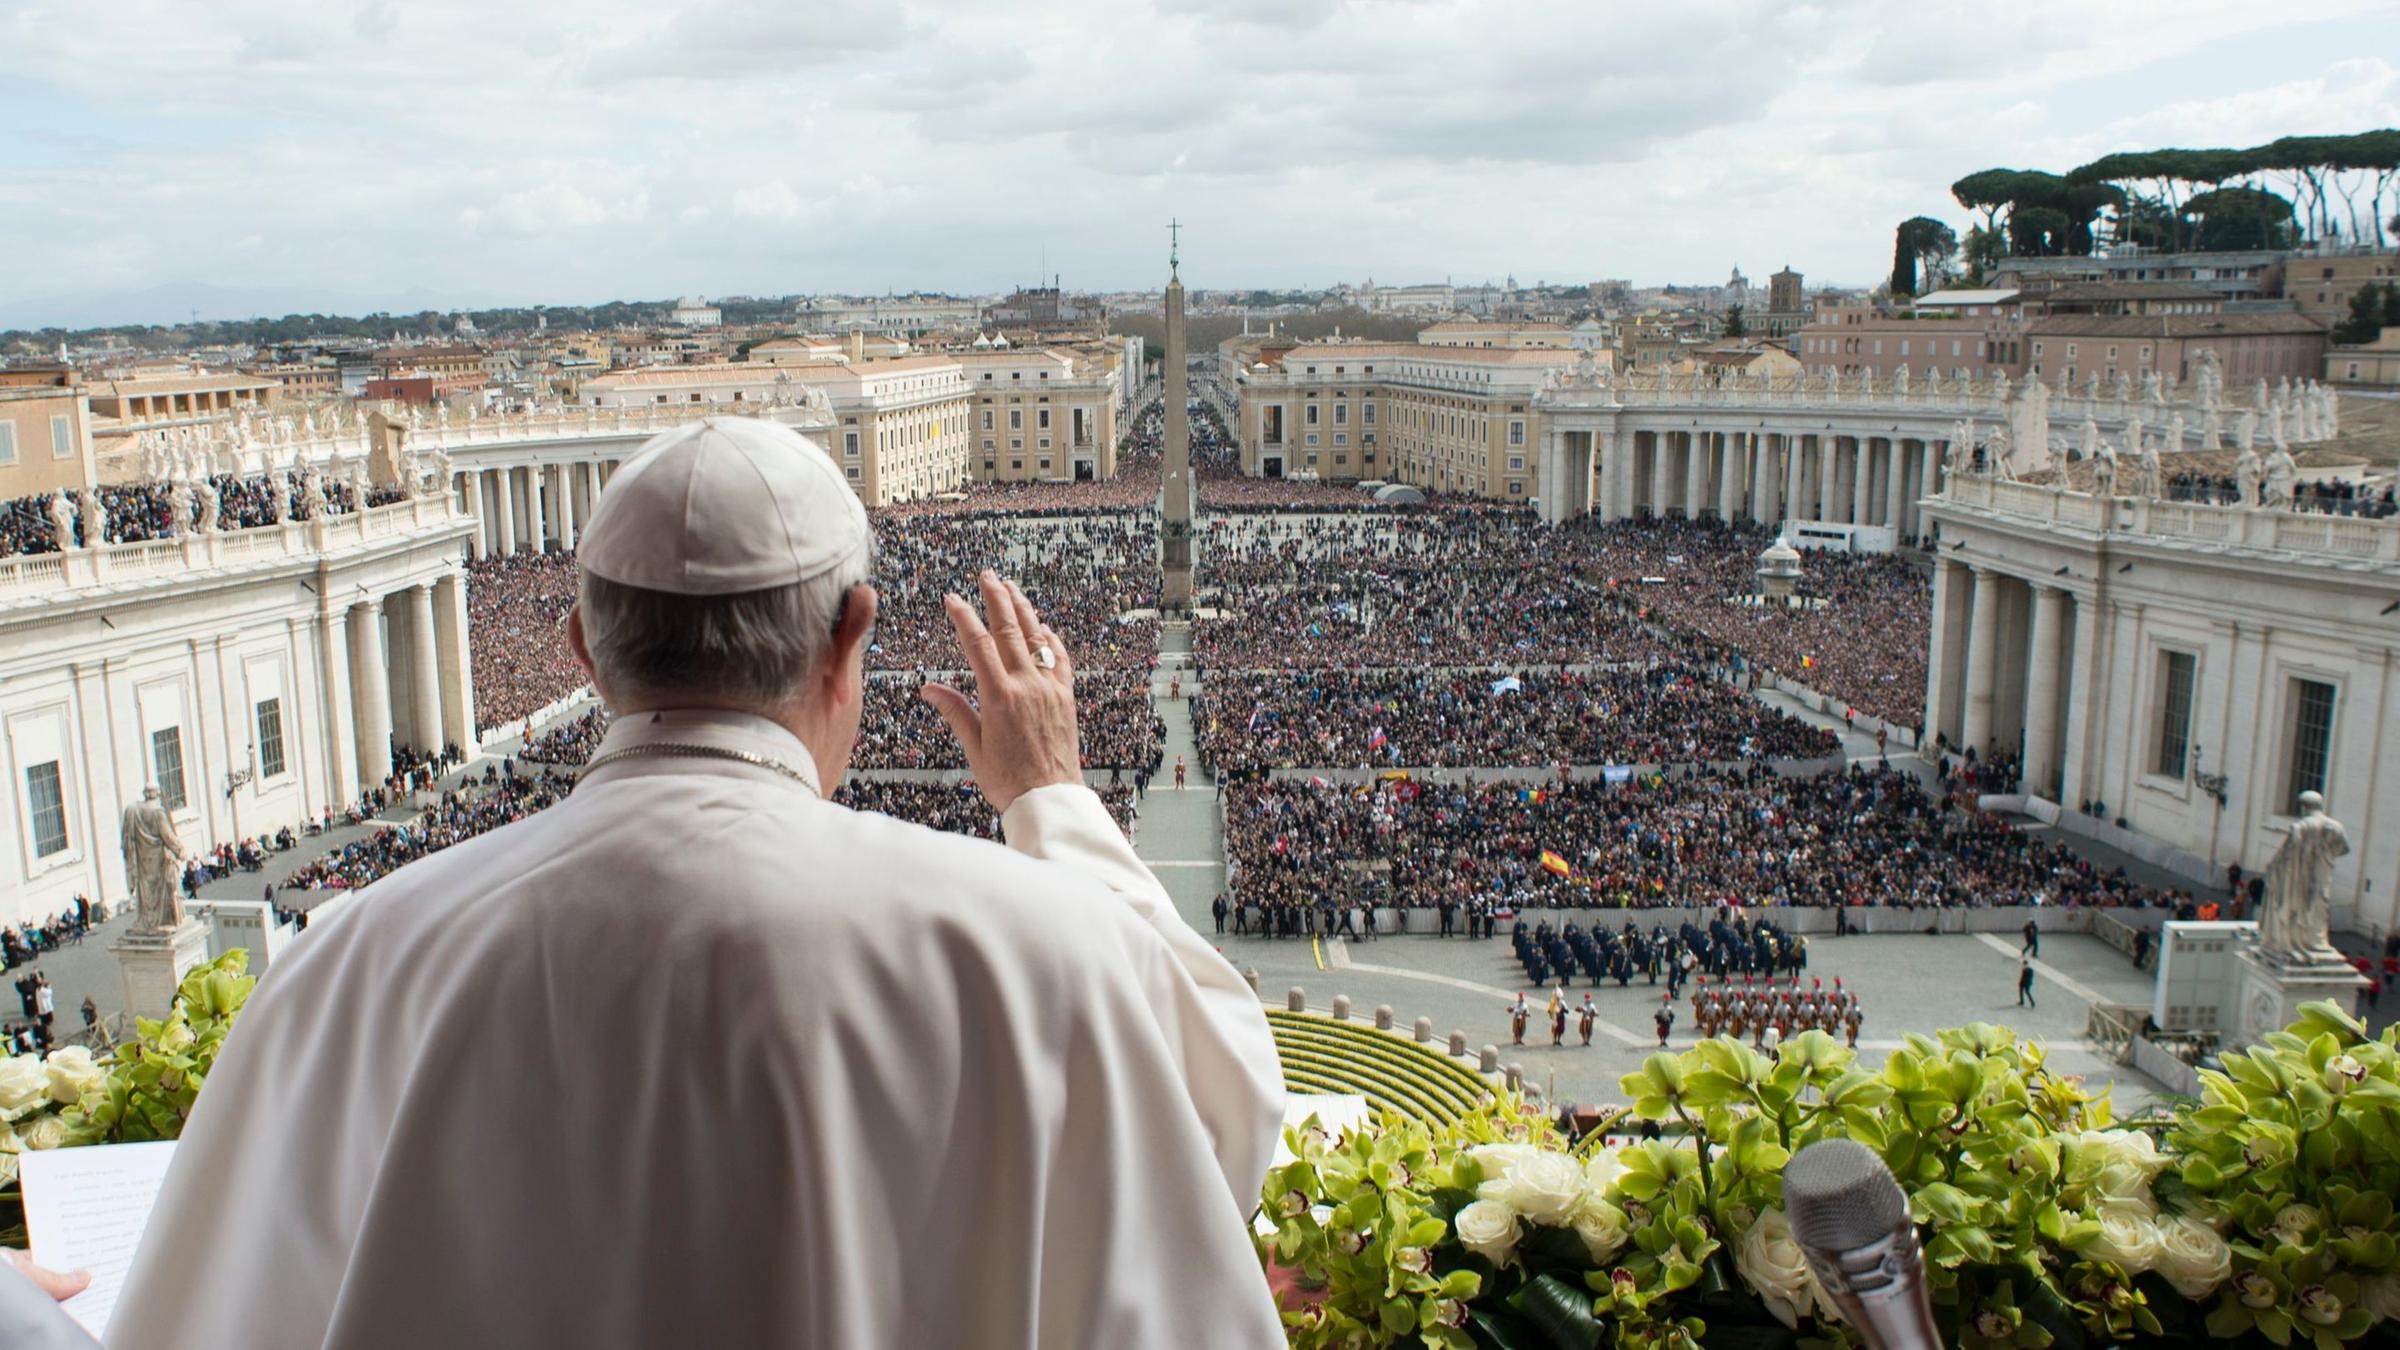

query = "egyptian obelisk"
(1161, 220), (1194, 609)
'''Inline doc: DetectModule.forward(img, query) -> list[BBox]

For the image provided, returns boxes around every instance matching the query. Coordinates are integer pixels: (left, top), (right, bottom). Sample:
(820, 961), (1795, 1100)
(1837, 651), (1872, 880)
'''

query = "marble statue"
(2262, 445), (2298, 509)
(1892, 365), (1910, 397)
(1987, 422), (2015, 480)
(2237, 408), (2257, 455)
(2235, 443), (2266, 507)
(2079, 416), (2100, 463)
(1991, 371), (2010, 408)
(2194, 348), (2223, 409)
(169, 484), (195, 536)
(2084, 371), (2103, 409)
(2253, 378), (2271, 412)
(2110, 369), (2133, 412)
(2140, 370), (2163, 413)
(47, 493), (76, 551)
(2133, 430), (2163, 500)
(195, 478), (222, 532)
(2200, 403), (2224, 451)
(2090, 438), (2119, 497)
(2167, 411), (2186, 459)
(79, 490), (103, 548)
(301, 468), (329, 520)
(120, 784), (190, 933)
(2254, 792), (2350, 963)
(349, 458), (372, 508)
(1925, 367), (1944, 397)
(2268, 400), (2288, 451)
(268, 469), (289, 524)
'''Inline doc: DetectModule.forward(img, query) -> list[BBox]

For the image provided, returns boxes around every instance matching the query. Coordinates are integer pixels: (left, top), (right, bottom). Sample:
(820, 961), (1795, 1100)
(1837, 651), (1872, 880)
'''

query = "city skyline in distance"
(4, 0), (2399, 329)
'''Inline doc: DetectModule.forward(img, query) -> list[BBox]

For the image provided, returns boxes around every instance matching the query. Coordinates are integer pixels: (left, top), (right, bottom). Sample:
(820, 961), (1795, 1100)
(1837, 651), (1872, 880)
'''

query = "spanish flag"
(1539, 850), (1572, 878)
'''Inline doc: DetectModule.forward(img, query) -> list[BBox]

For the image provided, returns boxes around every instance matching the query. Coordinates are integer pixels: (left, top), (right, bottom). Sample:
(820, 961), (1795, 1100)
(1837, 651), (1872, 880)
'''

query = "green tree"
(2335, 284), (2387, 345)
(1961, 224), (2006, 285)
(1721, 305), (1746, 337)
(1889, 216), (1957, 298)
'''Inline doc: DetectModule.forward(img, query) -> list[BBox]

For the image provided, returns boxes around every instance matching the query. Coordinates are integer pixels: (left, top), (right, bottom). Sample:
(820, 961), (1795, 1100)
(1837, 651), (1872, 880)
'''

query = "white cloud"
(0, 0), (2394, 324)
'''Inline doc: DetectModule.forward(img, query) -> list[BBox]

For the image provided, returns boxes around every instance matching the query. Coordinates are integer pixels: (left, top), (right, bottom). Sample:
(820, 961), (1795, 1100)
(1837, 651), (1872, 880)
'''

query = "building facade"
(1922, 476), (2400, 936)
(0, 498), (475, 928)
(1234, 341), (1580, 498)
(956, 350), (1119, 483)
(0, 368), (96, 500)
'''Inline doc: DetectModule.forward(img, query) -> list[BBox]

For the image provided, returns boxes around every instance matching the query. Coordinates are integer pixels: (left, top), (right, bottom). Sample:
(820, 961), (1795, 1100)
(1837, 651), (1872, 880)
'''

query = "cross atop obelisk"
(1160, 221), (1193, 610)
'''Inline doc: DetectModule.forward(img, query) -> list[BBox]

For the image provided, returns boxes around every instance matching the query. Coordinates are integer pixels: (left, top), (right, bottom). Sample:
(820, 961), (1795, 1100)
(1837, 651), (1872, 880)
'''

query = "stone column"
(2022, 585), (2069, 799)
(1782, 436), (1803, 526)
(557, 466), (578, 550)
(434, 572), (477, 753)
(406, 583), (441, 757)
(1595, 431), (1621, 523)
(1961, 567), (2002, 755)
(464, 472), (487, 562)
(1815, 436), (1837, 521)
(1884, 437), (1909, 533)
(317, 608), (355, 804)
(1649, 432), (1674, 517)
(525, 466), (548, 556)
(493, 466), (517, 557)
(1719, 432), (1743, 521)
(1684, 431), (1710, 518)
(1848, 438), (1871, 525)
(348, 598), (393, 790)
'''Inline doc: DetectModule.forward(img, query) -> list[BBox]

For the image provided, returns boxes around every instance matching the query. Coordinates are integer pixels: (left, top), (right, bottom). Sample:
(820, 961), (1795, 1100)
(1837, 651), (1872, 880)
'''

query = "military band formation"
(1507, 910), (1863, 1052)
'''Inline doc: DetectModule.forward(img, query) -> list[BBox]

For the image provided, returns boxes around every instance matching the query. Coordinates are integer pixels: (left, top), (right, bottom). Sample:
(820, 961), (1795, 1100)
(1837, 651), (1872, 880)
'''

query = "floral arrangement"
(1261, 1001), (2400, 1349)
(0, 951), (256, 1244)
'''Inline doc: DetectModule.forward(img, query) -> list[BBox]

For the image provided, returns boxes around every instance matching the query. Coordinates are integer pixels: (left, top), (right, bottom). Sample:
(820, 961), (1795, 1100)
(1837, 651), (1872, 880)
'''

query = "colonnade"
(1610, 427), (1946, 541)
(456, 459), (622, 561)
(316, 572), (478, 799)
(1925, 558), (2085, 801)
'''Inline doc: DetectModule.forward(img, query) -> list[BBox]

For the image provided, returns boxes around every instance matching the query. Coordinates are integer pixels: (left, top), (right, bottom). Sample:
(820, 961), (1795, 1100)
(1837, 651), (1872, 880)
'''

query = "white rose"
(1454, 1198), (1521, 1267)
(16, 1111), (66, 1151)
(2272, 1203), (2323, 1248)
(1736, 1209), (1834, 1329)
(1495, 1151), (1589, 1226)
(2153, 1213), (2232, 1298)
(0, 1057), (45, 1120)
(1583, 1148), (1627, 1201)
(1469, 1143), (1542, 1190)
(1572, 1198), (1632, 1264)
(43, 1046), (105, 1107)
(2359, 1274), (2400, 1323)
(2085, 1204), (2163, 1274)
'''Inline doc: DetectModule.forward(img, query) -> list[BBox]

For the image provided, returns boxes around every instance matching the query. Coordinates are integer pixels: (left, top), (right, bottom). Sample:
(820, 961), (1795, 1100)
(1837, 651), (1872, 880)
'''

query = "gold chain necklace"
(578, 742), (820, 798)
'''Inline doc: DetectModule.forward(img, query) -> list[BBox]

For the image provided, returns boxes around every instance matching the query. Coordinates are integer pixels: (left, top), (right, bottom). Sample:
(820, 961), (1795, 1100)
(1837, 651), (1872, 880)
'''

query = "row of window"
(2152, 652), (2336, 813)
(22, 700), (285, 861)
(0, 415), (77, 466)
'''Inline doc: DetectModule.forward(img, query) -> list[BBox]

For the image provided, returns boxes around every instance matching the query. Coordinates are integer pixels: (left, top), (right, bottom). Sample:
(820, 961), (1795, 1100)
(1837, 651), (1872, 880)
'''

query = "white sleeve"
(1001, 782), (1284, 1211)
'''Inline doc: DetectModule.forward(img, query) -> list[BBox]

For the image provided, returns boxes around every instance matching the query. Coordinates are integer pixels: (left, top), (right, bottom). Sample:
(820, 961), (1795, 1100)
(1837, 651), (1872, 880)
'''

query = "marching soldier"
(1510, 992), (1530, 1047)
(1653, 993), (1675, 1048)
(1578, 993), (1598, 1047)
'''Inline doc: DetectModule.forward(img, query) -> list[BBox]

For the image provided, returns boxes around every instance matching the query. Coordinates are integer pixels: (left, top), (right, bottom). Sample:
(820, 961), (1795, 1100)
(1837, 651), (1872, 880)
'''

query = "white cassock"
(111, 709), (1286, 1348)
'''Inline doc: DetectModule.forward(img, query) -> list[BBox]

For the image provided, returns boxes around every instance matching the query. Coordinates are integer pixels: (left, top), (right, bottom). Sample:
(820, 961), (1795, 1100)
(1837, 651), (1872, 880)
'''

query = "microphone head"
(1783, 1139), (1909, 1251)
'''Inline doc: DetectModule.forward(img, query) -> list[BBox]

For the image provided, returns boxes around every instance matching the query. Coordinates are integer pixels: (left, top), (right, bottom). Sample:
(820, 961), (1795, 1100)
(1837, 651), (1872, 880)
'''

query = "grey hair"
(578, 545), (872, 712)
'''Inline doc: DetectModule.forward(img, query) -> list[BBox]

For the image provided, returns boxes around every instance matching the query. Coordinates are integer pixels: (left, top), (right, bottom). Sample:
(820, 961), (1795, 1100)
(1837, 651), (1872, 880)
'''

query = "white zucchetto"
(577, 416), (868, 595)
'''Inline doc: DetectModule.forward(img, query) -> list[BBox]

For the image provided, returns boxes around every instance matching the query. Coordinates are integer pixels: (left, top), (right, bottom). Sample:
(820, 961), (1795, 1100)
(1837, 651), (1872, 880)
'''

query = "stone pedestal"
(112, 921), (211, 1022)
(2234, 947), (2368, 1047)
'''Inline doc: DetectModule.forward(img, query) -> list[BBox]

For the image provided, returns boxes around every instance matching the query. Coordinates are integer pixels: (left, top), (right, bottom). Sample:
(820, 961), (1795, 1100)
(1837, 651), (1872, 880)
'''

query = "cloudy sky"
(3, 0), (2397, 326)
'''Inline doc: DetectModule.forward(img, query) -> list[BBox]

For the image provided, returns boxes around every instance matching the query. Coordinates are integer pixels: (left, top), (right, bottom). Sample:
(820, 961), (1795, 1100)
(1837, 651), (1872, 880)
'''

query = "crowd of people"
(857, 672), (1163, 772)
(1191, 665), (1836, 771)
(518, 708), (609, 766)
(863, 512), (1161, 672)
(1189, 512), (1930, 729)
(832, 779), (1138, 838)
(2167, 470), (2399, 517)
(466, 552), (586, 731)
(0, 471), (405, 558)
(279, 766), (574, 894)
(1223, 763), (2192, 917)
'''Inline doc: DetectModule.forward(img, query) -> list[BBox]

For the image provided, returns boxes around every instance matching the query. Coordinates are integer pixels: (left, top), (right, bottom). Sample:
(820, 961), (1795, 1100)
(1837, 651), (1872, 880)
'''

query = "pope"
(96, 418), (1287, 1348)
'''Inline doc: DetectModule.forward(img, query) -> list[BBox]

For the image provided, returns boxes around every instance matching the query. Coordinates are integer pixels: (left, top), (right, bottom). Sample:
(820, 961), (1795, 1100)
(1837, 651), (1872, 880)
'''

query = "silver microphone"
(1782, 1139), (1942, 1350)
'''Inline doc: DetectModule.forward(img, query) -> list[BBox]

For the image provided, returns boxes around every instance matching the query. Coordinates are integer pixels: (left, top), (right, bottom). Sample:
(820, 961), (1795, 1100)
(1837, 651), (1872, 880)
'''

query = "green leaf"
(1505, 1273), (1606, 1350)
